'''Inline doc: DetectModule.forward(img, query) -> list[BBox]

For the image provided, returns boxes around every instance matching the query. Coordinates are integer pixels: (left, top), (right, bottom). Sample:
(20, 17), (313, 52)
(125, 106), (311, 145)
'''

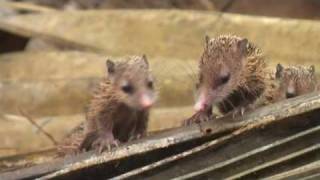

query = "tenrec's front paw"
(92, 135), (120, 153)
(183, 112), (211, 126)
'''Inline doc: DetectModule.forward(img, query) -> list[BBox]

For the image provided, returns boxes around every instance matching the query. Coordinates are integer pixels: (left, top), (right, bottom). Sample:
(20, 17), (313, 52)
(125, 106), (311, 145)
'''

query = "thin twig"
(18, 108), (58, 146)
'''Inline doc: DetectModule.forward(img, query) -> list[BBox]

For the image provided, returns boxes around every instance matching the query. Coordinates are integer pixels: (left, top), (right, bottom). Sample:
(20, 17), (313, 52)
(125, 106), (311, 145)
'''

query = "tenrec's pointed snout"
(194, 92), (209, 112)
(140, 94), (154, 109)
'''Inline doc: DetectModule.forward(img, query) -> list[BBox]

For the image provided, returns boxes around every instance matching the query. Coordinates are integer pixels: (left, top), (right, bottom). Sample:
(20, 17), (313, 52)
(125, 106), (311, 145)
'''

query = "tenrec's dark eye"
(199, 74), (203, 83)
(147, 81), (153, 89)
(286, 91), (296, 99)
(195, 82), (200, 89)
(121, 84), (134, 94)
(220, 74), (230, 85)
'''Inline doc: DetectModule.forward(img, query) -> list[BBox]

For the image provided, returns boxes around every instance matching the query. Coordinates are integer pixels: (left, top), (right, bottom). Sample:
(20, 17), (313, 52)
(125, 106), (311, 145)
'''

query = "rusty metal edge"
(0, 148), (56, 162)
(0, 148), (57, 173)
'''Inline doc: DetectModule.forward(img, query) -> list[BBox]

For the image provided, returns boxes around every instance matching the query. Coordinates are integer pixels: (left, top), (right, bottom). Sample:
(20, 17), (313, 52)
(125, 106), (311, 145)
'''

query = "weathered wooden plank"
(0, 1), (57, 13)
(1, 10), (320, 65)
(0, 51), (197, 116)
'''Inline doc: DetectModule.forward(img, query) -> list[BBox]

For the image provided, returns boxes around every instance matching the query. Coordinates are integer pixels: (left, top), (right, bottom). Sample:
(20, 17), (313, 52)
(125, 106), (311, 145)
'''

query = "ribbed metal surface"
(0, 92), (320, 180)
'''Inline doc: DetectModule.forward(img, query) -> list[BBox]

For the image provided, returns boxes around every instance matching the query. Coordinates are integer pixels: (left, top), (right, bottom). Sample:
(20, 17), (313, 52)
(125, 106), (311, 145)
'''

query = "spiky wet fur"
(84, 56), (153, 148)
(58, 56), (153, 154)
(200, 35), (267, 114)
(279, 66), (317, 96)
(85, 77), (149, 143)
(254, 65), (318, 108)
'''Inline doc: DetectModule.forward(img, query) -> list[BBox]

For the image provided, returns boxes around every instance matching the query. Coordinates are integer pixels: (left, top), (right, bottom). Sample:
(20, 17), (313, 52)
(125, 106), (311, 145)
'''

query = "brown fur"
(253, 73), (280, 107)
(83, 55), (156, 151)
(253, 65), (317, 109)
(275, 64), (317, 99)
(186, 35), (318, 126)
(196, 35), (267, 115)
(57, 124), (85, 156)
(58, 55), (156, 154)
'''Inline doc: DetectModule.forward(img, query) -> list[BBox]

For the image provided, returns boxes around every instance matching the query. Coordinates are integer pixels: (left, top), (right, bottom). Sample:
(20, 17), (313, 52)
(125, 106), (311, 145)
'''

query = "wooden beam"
(0, 1), (57, 13)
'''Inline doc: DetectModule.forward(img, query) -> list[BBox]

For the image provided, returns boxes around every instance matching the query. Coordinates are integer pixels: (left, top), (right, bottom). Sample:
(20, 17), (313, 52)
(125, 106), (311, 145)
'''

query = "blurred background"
(0, 0), (320, 156)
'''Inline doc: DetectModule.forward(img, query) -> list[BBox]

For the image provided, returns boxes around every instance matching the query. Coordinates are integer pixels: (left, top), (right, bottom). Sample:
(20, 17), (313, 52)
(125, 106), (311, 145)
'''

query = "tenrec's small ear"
(309, 65), (315, 74)
(106, 59), (115, 74)
(142, 54), (149, 68)
(276, 63), (284, 79)
(238, 38), (248, 54)
(205, 35), (210, 49)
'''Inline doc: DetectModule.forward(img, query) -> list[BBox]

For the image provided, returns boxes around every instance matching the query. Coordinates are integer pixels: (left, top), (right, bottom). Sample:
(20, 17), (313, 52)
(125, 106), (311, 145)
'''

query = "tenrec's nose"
(140, 94), (154, 109)
(194, 92), (208, 112)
